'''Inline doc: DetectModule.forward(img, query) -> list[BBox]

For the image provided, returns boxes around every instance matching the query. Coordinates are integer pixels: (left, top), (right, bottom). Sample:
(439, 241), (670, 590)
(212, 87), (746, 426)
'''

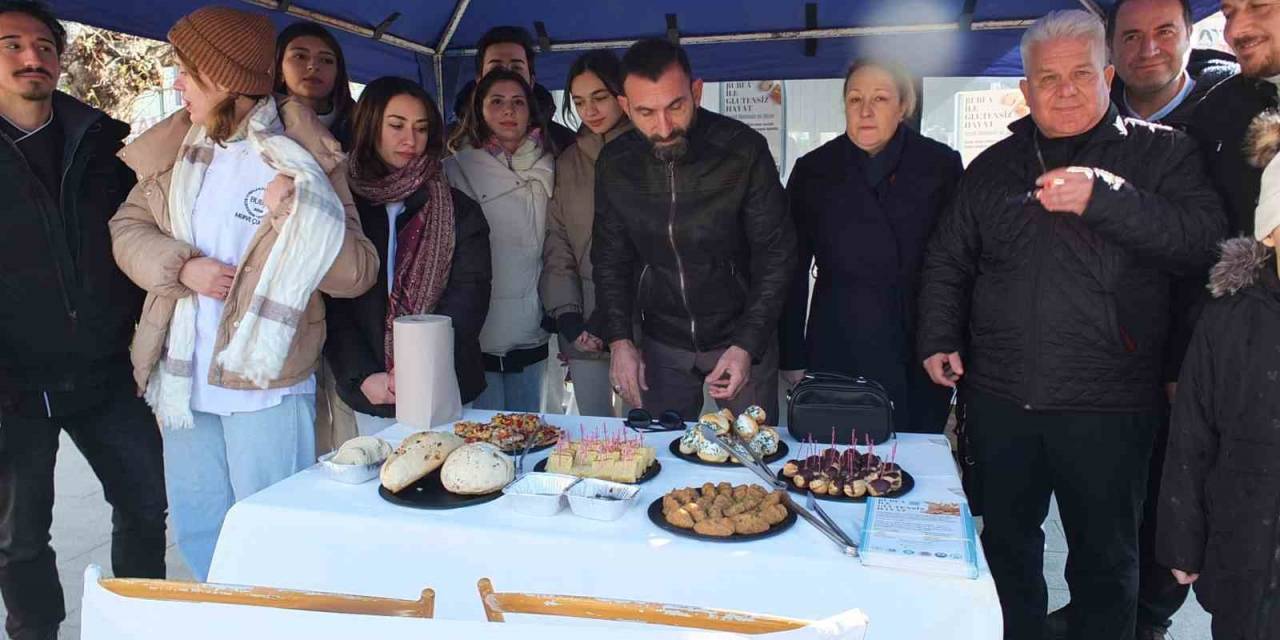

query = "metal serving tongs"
(695, 423), (859, 557)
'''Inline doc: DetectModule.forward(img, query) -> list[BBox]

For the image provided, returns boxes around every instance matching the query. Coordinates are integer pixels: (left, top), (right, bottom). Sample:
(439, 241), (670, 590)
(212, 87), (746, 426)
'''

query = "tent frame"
(240, 0), (1107, 100)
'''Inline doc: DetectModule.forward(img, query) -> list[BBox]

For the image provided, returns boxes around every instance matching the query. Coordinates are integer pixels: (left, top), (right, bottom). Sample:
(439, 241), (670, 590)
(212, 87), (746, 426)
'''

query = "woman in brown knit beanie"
(108, 6), (377, 581)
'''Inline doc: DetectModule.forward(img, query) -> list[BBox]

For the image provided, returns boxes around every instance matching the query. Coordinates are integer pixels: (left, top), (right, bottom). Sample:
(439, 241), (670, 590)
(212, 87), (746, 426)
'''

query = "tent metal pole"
(433, 0), (471, 108)
(241, 0), (436, 55)
(1076, 0), (1105, 16)
(437, 0), (472, 52)
(443, 18), (1038, 57)
(434, 54), (445, 113)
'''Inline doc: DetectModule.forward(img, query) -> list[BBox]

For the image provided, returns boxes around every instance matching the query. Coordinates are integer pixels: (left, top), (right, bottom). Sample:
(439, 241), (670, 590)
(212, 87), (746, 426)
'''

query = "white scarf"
(147, 97), (345, 429)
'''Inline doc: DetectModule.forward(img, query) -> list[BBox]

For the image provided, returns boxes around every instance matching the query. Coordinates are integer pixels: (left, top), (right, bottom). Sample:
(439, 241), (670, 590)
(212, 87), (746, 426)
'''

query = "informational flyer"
(859, 498), (980, 579)
(720, 80), (785, 171)
(953, 88), (1028, 166)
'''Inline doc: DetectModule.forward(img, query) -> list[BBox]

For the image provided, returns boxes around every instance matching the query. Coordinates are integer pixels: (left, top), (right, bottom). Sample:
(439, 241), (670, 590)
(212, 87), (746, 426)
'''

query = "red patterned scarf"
(350, 152), (456, 371)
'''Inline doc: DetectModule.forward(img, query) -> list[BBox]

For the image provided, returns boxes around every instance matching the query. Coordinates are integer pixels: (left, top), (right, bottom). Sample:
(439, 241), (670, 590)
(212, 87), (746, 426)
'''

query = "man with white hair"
(917, 10), (1225, 640)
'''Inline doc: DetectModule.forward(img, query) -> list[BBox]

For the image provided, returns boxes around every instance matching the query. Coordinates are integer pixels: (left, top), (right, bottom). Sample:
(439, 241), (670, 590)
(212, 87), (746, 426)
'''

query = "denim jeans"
(162, 393), (315, 581)
(473, 361), (547, 413)
(0, 384), (167, 640)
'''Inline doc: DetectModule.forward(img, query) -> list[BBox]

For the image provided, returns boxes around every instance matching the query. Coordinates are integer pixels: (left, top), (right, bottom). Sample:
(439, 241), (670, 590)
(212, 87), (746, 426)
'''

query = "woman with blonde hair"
(779, 58), (962, 433)
(109, 6), (377, 579)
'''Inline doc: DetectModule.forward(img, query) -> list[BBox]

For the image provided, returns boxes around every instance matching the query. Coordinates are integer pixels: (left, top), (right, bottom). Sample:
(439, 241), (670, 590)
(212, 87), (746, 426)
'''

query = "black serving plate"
(533, 458), (662, 484)
(775, 467), (915, 502)
(377, 468), (503, 510)
(495, 437), (558, 456)
(667, 438), (789, 467)
(646, 497), (797, 542)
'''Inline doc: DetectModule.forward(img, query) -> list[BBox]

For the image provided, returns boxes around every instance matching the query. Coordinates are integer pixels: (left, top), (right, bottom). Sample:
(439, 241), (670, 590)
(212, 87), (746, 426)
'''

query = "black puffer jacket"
(325, 187), (492, 414)
(1158, 238), (1280, 640)
(1111, 48), (1238, 131)
(917, 107), (1226, 413)
(0, 92), (140, 417)
(1188, 73), (1277, 237)
(591, 108), (796, 359)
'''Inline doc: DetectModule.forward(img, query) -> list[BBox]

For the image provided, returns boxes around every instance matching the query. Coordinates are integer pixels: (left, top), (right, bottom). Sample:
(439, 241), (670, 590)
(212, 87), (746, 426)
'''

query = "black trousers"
(0, 385), (167, 639)
(966, 390), (1158, 640)
(1136, 412), (1189, 630)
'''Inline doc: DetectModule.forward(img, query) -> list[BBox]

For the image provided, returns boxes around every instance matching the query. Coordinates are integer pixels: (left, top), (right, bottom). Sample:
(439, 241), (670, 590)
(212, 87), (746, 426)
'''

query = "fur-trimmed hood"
(1209, 237), (1276, 298)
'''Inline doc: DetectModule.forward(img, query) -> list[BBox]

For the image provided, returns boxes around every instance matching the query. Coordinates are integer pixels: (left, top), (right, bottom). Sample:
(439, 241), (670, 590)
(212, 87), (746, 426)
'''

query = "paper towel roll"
(393, 314), (462, 429)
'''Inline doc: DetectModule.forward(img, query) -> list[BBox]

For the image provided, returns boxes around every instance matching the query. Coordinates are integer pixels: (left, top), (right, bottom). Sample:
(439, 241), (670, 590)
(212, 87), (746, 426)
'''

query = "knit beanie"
(168, 7), (276, 96)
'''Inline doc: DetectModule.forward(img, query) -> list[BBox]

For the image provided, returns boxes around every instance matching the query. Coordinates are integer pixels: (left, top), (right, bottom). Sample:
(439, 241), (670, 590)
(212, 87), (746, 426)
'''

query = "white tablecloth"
(207, 411), (1002, 639)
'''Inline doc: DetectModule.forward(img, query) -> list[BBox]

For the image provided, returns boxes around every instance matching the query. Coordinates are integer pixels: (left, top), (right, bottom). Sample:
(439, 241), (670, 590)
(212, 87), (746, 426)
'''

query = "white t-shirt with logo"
(189, 139), (316, 416)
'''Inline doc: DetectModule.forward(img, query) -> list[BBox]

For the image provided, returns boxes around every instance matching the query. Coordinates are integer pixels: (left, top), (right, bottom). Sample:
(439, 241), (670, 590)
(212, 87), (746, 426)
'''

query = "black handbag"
(786, 372), (895, 445)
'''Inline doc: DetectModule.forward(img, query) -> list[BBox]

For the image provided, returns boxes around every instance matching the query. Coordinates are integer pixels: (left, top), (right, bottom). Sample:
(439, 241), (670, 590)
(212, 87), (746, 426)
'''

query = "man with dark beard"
(591, 38), (795, 421)
(0, 2), (166, 639)
(1189, 0), (1280, 237)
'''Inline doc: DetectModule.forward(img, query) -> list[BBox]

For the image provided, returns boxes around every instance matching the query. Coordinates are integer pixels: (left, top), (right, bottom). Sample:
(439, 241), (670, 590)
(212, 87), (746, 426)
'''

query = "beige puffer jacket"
(444, 137), (554, 357)
(109, 97), (378, 393)
(539, 121), (633, 360)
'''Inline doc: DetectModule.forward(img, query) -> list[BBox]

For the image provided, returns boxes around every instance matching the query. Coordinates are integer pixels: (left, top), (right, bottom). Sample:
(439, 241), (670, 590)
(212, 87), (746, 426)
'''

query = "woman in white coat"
(445, 69), (555, 412)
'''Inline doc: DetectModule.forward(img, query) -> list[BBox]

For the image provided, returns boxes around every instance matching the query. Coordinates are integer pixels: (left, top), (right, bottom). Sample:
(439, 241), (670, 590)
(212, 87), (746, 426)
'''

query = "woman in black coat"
(325, 78), (491, 434)
(779, 59), (962, 433)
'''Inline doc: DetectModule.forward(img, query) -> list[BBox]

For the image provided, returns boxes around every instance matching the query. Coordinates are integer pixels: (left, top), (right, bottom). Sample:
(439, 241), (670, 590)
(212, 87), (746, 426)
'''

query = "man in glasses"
(916, 10), (1223, 640)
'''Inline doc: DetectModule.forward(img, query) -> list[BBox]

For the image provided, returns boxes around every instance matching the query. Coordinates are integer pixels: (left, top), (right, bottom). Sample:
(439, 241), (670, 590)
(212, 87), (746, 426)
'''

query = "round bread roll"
(679, 427), (705, 455)
(753, 427), (780, 455)
(697, 440), (730, 463)
(332, 436), (392, 465)
(705, 414), (731, 436)
(379, 431), (465, 492)
(744, 405), (767, 425)
(440, 442), (514, 495)
(733, 414), (759, 440)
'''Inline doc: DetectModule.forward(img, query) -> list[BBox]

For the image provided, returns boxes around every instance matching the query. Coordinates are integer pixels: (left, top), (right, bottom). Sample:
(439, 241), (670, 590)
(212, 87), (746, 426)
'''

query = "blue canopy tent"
(46, 0), (1222, 110)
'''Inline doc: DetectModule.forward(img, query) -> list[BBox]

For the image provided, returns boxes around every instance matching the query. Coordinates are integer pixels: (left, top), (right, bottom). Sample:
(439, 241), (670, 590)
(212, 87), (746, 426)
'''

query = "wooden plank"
(480, 579), (810, 635)
(101, 579), (434, 619)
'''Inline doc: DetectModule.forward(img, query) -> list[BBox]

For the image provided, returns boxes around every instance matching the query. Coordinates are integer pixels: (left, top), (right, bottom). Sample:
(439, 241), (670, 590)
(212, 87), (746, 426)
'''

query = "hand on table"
(706, 346), (752, 401)
(179, 257), (236, 300)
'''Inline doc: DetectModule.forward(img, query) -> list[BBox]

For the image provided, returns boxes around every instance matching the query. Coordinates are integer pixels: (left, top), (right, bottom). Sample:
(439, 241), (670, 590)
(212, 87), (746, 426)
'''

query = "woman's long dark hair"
(348, 76), (444, 181)
(274, 22), (354, 121)
(448, 68), (553, 155)
(561, 50), (624, 127)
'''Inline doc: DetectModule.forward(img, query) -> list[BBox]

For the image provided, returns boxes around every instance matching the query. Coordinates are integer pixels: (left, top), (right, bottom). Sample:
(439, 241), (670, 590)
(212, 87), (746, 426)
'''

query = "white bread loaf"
(440, 442), (514, 495)
(379, 431), (465, 492)
(331, 436), (392, 465)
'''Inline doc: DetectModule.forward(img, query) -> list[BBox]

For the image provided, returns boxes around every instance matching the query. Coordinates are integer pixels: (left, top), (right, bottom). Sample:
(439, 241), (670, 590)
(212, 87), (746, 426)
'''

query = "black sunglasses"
(625, 408), (685, 432)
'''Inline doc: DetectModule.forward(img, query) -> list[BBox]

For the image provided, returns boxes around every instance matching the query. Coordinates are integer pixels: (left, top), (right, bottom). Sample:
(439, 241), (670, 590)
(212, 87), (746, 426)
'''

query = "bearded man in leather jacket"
(591, 38), (795, 421)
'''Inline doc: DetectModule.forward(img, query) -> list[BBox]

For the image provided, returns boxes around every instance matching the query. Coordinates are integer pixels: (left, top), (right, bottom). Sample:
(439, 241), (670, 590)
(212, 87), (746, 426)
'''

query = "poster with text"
(721, 80), (785, 171)
(954, 88), (1028, 166)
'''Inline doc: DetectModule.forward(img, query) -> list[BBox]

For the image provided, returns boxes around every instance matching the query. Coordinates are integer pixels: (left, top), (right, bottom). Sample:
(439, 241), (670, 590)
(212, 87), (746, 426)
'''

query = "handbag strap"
(787, 370), (889, 402)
